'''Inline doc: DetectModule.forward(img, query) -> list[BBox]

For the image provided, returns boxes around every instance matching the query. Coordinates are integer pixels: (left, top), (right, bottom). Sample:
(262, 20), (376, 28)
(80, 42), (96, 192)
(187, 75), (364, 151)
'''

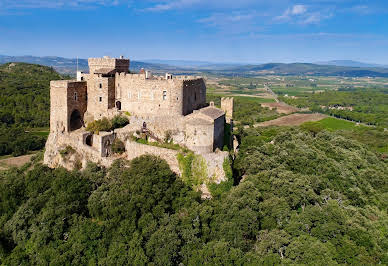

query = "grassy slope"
(304, 117), (388, 154)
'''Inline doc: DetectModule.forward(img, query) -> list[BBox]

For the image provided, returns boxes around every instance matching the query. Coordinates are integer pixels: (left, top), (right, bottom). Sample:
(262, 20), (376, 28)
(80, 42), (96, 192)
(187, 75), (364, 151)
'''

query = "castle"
(44, 56), (233, 185)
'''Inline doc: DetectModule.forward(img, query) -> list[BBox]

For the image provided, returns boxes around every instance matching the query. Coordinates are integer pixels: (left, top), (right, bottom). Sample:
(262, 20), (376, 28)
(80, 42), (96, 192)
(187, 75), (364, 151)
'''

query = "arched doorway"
(104, 140), (111, 157)
(116, 101), (121, 110)
(85, 135), (93, 146)
(70, 109), (83, 131)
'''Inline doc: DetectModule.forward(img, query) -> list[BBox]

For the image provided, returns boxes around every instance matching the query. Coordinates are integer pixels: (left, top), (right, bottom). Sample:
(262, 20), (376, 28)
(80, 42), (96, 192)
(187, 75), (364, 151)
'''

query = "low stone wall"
(125, 141), (181, 175)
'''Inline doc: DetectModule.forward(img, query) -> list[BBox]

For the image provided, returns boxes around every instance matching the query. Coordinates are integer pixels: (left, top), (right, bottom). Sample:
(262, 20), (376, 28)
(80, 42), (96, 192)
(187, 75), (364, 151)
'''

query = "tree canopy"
(1, 126), (387, 265)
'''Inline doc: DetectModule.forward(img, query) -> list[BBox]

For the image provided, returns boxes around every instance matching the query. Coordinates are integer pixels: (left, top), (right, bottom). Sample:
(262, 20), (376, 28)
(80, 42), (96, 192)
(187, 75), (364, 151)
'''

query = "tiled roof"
(199, 106), (225, 120)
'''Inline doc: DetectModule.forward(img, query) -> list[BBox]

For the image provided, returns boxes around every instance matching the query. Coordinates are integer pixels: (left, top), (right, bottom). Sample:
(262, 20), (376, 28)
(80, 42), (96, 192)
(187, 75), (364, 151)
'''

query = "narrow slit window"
(163, 91), (167, 100)
(99, 83), (102, 89)
(74, 92), (78, 101)
(99, 96), (102, 102)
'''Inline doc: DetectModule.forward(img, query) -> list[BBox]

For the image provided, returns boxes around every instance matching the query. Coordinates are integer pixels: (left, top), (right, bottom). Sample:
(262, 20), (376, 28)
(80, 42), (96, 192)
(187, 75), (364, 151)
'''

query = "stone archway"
(85, 135), (93, 146)
(116, 101), (121, 110)
(104, 139), (111, 157)
(70, 109), (83, 131)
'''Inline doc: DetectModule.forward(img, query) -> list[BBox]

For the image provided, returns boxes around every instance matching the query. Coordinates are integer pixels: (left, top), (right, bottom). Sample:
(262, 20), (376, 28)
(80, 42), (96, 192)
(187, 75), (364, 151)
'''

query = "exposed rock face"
(44, 127), (229, 198)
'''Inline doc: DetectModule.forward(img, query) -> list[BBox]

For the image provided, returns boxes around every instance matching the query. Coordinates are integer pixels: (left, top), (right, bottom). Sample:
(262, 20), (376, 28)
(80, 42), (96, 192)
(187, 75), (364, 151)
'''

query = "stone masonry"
(44, 56), (234, 195)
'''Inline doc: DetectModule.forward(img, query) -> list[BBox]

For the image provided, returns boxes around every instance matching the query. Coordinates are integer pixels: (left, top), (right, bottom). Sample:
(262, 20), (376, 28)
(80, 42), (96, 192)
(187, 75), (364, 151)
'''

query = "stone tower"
(49, 80), (87, 133)
(221, 97), (234, 123)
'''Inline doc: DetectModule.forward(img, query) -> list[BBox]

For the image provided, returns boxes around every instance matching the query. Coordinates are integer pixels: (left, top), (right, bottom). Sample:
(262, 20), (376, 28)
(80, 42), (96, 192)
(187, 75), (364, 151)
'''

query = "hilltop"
(0, 55), (180, 75)
(0, 62), (64, 156)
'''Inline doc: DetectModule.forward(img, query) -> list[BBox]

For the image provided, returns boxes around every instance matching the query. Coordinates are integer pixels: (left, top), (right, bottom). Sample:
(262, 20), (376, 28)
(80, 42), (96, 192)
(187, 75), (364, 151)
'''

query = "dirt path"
(0, 154), (35, 169)
(243, 113), (327, 128)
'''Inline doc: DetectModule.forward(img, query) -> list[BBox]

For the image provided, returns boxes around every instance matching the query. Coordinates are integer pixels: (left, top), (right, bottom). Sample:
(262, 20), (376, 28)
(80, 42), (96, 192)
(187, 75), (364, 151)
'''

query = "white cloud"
(275, 4), (332, 25)
(276, 4), (307, 20)
(301, 12), (332, 24)
(290, 4), (307, 15)
(198, 12), (256, 25)
(145, 0), (202, 11)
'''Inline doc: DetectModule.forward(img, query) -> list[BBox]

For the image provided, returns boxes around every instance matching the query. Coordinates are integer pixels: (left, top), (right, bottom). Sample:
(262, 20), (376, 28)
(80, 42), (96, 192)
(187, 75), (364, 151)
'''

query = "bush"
(111, 139), (125, 154)
(111, 115), (129, 130)
(208, 158), (234, 197)
(59, 145), (75, 158)
(86, 115), (129, 134)
(86, 117), (112, 134)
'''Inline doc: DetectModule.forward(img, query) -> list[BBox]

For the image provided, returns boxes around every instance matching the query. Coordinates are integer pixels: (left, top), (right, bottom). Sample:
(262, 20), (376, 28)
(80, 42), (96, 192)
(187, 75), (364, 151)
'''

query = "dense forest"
(281, 90), (388, 127)
(0, 63), (64, 156)
(1, 126), (387, 264)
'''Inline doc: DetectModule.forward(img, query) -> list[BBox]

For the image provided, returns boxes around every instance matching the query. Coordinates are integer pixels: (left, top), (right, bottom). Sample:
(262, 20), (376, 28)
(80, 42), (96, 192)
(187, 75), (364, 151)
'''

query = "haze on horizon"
(0, 0), (387, 64)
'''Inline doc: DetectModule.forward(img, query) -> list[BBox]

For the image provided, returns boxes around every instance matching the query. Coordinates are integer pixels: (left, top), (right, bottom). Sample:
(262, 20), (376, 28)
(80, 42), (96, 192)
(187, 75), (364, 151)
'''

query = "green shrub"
(208, 158), (234, 197)
(86, 117), (112, 134)
(111, 115), (129, 130)
(59, 145), (75, 158)
(177, 152), (208, 190)
(177, 152), (195, 186)
(111, 139), (125, 154)
(164, 130), (173, 143)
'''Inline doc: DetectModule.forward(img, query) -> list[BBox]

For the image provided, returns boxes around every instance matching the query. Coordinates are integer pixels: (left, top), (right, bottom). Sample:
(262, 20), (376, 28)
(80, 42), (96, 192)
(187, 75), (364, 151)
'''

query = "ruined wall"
(182, 79), (206, 115)
(221, 97), (234, 123)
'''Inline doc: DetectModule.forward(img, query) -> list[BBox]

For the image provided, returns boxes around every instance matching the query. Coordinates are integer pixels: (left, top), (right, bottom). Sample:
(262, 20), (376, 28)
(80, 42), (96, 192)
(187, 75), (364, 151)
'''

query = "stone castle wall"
(115, 73), (185, 117)
(185, 118), (214, 154)
(81, 74), (116, 120)
(182, 79), (207, 115)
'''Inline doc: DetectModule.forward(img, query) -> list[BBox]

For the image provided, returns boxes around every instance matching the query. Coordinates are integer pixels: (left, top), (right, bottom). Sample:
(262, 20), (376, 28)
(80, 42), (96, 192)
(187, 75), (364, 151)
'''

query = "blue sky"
(0, 0), (387, 63)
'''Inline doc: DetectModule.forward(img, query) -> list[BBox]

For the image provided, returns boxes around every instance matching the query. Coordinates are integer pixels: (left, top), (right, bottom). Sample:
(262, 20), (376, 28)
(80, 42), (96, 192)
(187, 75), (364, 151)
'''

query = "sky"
(0, 0), (387, 64)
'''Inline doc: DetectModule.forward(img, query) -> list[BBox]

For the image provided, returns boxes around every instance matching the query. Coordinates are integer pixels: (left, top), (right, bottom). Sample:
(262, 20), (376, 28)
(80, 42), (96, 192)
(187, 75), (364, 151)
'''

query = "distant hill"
(142, 59), (243, 69)
(0, 55), (178, 75)
(218, 62), (388, 77)
(3, 55), (388, 77)
(315, 60), (388, 68)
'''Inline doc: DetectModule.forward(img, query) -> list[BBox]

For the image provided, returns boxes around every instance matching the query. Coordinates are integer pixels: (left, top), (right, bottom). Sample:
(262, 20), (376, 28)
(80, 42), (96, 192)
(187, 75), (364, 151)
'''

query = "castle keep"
(45, 56), (233, 186)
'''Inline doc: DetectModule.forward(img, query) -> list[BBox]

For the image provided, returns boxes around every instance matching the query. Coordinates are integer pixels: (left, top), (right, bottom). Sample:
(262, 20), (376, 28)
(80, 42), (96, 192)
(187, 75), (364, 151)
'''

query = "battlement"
(50, 80), (85, 87)
(88, 56), (130, 74)
(115, 72), (203, 85)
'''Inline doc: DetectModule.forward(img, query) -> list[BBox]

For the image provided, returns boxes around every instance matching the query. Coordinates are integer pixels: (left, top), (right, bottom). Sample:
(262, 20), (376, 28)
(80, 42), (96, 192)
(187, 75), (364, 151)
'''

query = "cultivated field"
(0, 154), (34, 170)
(252, 113), (327, 127)
(260, 102), (299, 114)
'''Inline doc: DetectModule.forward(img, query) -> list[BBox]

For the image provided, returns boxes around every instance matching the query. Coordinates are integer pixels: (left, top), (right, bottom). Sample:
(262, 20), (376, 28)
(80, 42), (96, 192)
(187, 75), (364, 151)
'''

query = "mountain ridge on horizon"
(2, 54), (388, 77)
